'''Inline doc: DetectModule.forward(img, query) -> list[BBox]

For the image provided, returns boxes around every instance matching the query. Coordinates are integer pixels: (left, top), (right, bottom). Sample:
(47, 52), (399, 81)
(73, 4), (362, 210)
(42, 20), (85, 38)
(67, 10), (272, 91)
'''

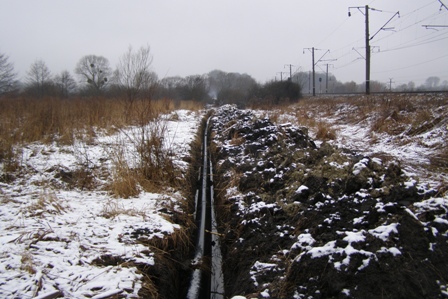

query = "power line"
(316, 17), (350, 47)
(422, 24), (448, 28)
(372, 7), (445, 44)
(372, 53), (448, 73)
(380, 32), (448, 52)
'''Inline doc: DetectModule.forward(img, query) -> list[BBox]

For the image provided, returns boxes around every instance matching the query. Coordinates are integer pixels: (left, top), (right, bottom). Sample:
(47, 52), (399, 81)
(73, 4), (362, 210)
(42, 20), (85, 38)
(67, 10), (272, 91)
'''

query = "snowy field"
(1, 95), (447, 298)
(0, 110), (201, 299)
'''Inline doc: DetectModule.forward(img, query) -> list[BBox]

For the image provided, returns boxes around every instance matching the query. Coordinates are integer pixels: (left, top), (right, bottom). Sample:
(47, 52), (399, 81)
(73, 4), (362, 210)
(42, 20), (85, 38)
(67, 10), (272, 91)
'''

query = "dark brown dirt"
(210, 105), (448, 299)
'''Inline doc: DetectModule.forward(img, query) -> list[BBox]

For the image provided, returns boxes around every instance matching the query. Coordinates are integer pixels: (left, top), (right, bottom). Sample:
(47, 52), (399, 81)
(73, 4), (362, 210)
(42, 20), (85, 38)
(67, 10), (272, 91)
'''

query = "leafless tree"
(425, 76), (440, 90)
(181, 75), (209, 102)
(207, 70), (257, 105)
(114, 46), (158, 123)
(75, 55), (111, 94)
(26, 59), (53, 97)
(0, 53), (17, 94)
(54, 70), (77, 97)
(115, 46), (157, 102)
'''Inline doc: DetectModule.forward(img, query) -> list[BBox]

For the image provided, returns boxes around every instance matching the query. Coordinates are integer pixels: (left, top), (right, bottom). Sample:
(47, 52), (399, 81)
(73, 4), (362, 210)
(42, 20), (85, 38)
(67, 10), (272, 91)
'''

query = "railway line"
(304, 90), (448, 97)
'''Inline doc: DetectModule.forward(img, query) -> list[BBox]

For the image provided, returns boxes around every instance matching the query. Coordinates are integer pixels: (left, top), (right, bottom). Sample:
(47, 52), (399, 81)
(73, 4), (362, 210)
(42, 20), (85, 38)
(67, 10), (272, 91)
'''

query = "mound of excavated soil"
(211, 105), (448, 299)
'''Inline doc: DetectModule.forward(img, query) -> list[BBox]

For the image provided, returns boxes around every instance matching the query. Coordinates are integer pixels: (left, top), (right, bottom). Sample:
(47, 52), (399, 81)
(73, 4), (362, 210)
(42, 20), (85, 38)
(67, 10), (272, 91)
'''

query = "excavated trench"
(186, 115), (225, 299)
(178, 104), (447, 299)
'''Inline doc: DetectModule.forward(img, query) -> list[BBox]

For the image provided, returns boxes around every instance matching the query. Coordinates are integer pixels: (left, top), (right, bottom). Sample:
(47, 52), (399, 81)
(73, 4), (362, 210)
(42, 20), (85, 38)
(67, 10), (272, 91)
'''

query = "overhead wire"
(302, 1), (447, 82)
(334, 0), (447, 80)
(379, 33), (448, 52)
(315, 17), (350, 48)
(373, 52), (448, 74)
(372, 0), (447, 50)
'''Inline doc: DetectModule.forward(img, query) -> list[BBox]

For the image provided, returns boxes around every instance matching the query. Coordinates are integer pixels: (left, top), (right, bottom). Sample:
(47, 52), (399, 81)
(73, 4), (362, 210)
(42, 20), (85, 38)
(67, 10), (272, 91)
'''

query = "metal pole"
(365, 5), (370, 95)
(312, 47), (316, 96)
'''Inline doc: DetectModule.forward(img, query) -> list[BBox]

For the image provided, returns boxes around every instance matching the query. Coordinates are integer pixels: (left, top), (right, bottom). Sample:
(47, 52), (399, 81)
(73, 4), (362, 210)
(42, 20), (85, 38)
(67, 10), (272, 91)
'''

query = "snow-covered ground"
(1, 95), (447, 298)
(213, 101), (448, 298)
(0, 110), (201, 298)
(272, 96), (448, 184)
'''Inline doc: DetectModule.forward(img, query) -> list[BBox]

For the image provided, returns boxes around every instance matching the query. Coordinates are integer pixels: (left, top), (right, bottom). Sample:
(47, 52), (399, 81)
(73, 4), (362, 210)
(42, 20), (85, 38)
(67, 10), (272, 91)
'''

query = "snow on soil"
(212, 103), (448, 298)
(0, 110), (201, 298)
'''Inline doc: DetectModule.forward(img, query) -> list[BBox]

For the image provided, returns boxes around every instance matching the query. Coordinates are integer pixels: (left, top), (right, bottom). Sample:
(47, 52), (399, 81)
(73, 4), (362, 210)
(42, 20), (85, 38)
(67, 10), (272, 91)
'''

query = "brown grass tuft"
(315, 121), (337, 140)
(27, 189), (66, 217)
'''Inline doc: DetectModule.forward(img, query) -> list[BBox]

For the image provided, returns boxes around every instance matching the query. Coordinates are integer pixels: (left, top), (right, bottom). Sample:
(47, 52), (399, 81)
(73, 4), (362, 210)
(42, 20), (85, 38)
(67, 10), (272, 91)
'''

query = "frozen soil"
(210, 105), (448, 299)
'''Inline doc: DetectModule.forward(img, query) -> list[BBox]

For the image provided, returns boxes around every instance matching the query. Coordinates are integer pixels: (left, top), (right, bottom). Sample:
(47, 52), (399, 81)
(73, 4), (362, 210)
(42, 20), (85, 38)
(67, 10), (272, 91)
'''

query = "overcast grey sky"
(1, 0), (447, 86)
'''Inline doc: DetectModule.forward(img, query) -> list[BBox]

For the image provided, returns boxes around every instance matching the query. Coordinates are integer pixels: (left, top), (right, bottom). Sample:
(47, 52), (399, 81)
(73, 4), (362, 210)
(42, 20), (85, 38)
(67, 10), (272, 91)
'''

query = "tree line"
(0, 47), (302, 107)
(1, 47), (446, 107)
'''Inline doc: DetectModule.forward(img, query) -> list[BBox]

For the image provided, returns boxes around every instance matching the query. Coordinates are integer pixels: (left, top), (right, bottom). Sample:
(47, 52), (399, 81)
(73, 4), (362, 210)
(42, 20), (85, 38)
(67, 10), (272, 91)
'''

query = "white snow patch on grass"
(0, 109), (202, 298)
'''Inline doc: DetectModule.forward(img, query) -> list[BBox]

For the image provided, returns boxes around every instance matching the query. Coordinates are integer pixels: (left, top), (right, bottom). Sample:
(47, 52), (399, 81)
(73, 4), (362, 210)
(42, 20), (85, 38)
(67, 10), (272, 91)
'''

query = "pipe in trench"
(187, 116), (225, 299)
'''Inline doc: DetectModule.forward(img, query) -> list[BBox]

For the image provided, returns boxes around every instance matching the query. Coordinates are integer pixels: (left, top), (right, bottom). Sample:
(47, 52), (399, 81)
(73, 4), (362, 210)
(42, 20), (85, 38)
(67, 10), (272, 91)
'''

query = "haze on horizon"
(1, 0), (447, 87)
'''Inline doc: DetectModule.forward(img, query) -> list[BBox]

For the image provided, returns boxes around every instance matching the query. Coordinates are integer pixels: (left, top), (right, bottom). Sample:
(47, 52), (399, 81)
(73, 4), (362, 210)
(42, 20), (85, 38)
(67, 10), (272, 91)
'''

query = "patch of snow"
(358, 257), (371, 271)
(378, 246), (402, 256)
(260, 289), (270, 298)
(295, 185), (309, 194)
(371, 157), (382, 165)
(404, 208), (421, 223)
(434, 217), (448, 225)
(308, 241), (337, 258)
(368, 223), (399, 241)
(250, 261), (277, 288)
(343, 231), (366, 244)
(352, 158), (369, 175)
(404, 178), (417, 188)
(353, 216), (365, 225)
(291, 233), (316, 251)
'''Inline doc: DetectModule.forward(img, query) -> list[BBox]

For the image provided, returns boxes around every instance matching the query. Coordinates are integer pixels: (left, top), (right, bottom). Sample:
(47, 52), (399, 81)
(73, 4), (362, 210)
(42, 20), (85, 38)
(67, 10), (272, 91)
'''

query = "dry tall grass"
(258, 93), (448, 174)
(0, 96), (203, 147)
(0, 96), (204, 193)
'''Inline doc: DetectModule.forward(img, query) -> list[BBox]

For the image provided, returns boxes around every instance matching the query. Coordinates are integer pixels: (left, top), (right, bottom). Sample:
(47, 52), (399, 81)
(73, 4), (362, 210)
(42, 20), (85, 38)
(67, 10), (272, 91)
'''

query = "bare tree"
(441, 80), (448, 90)
(425, 76), (440, 90)
(115, 46), (156, 102)
(0, 53), (17, 94)
(207, 70), (257, 106)
(54, 70), (77, 97)
(26, 59), (53, 97)
(182, 75), (208, 102)
(75, 55), (111, 94)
